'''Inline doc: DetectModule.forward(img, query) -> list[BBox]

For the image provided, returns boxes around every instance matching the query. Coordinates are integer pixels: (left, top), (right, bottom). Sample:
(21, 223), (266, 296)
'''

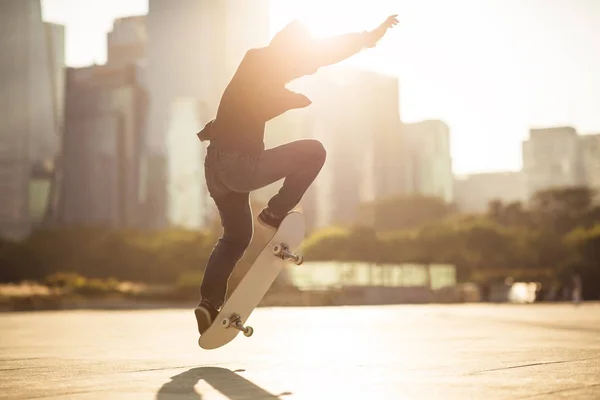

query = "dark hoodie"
(197, 21), (366, 155)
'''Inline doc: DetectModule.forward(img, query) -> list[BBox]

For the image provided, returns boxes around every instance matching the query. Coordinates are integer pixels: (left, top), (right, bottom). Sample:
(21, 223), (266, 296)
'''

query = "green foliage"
(529, 186), (600, 234)
(487, 200), (532, 228)
(1, 187), (600, 300)
(302, 225), (385, 262)
(44, 272), (122, 297)
(358, 194), (455, 232)
(303, 188), (600, 298)
(564, 224), (600, 299)
(45, 272), (87, 288)
(302, 226), (352, 261)
(176, 272), (204, 289)
(0, 227), (215, 285)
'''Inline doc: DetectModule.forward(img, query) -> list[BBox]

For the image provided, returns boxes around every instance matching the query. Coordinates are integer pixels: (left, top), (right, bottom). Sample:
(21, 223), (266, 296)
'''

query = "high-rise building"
(139, 152), (168, 229)
(522, 126), (585, 198)
(107, 16), (147, 68)
(58, 13), (148, 228)
(59, 63), (148, 227)
(0, 0), (65, 239)
(402, 120), (454, 203)
(580, 133), (600, 192)
(29, 22), (65, 166)
(145, 0), (271, 228)
(165, 98), (213, 229)
(454, 171), (526, 213)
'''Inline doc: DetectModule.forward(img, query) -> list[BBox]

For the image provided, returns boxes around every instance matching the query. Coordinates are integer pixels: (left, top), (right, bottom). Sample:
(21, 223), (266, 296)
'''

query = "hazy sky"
(41, 0), (600, 175)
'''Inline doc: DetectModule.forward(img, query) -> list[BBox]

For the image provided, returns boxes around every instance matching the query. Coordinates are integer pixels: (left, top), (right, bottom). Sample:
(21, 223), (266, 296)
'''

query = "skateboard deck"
(198, 211), (306, 350)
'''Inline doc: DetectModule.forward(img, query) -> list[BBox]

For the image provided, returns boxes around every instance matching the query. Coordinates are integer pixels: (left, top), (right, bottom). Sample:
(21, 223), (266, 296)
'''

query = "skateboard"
(198, 211), (306, 350)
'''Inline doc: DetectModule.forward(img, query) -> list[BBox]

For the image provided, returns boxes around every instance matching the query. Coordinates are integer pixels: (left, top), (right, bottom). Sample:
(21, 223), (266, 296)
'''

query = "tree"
(302, 226), (352, 261)
(487, 200), (532, 228)
(358, 193), (455, 232)
(529, 186), (599, 235)
(0, 226), (216, 285)
(565, 224), (600, 300)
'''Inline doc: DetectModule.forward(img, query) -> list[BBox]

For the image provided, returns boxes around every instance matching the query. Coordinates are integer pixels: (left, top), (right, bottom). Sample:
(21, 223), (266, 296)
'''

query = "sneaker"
(257, 208), (285, 230)
(194, 300), (219, 335)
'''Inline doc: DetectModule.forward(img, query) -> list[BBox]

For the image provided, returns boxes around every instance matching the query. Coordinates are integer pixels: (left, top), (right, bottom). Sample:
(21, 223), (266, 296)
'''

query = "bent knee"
(306, 139), (327, 164)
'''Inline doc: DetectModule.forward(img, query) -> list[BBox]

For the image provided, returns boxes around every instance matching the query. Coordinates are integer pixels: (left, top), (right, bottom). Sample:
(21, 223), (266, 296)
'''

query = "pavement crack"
(131, 362), (227, 373)
(521, 383), (600, 398)
(448, 313), (600, 335)
(21, 389), (115, 400)
(466, 358), (591, 375)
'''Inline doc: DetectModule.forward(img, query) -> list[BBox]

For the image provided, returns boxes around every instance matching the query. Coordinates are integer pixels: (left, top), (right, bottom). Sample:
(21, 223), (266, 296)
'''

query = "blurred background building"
(53, 0), (272, 231)
(580, 133), (600, 191)
(402, 119), (454, 203)
(4, 0), (599, 241)
(0, 0), (458, 239)
(455, 127), (599, 213)
(58, 15), (148, 228)
(522, 126), (585, 199)
(0, 0), (65, 239)
(106, 16), (147, 69)
(454, 172), (526, 213)
(59, 63), (148, 227)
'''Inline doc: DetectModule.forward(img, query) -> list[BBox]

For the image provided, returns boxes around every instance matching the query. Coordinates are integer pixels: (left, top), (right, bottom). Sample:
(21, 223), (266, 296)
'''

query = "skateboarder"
(194, 15), (399, 335)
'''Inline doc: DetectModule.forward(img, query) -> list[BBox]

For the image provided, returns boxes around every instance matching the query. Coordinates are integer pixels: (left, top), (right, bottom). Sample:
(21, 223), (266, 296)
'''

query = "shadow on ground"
(157, 367), (292, 399)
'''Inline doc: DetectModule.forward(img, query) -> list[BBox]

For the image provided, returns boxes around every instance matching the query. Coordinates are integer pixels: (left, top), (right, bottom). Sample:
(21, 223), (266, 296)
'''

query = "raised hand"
(365, 14), (399, 48)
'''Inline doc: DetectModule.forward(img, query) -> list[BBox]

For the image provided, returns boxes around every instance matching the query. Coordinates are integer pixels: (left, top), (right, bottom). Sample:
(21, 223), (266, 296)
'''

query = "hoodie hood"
(269, 20), (313, 52)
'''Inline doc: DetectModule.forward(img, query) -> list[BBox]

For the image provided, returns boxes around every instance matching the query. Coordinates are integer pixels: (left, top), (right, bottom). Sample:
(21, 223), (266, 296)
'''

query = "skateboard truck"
(272, 243), (304, 265)
(221, 313), (254, 337)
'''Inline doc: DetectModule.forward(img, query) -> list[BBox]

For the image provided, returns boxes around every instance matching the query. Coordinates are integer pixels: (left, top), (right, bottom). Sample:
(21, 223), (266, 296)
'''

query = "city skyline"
(41, 0), (600, 175)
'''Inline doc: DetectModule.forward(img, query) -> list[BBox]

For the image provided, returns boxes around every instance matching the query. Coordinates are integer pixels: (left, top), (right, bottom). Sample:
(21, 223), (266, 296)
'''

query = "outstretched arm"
(280, 15), (399, 81)
(312, 15), (399, 68)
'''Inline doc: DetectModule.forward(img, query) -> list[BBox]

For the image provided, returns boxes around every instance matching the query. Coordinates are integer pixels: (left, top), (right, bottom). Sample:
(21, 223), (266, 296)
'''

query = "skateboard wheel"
(244, 326), (254, 337)
(221, 317), (231, 328)
(272, 245), (282, 256)
(294, 255), (304, 265)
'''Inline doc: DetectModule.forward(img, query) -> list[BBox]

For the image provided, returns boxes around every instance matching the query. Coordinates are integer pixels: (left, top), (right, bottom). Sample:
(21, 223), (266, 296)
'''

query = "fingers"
(387, 15), (399, 27)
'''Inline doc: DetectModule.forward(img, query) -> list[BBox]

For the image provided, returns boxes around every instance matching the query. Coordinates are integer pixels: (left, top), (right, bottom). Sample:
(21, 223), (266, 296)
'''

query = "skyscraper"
(402, 120), (454, 203)
(580, 133), (600, 192)
(59, 16), (148, 228)
(0, 0), (65, 239)
(454, 171), (526, 213)
(165, 98), (210, 229)
(60, 63), (148, 228)
(107, 16), (147, 69)
(522, 126), (585, 198)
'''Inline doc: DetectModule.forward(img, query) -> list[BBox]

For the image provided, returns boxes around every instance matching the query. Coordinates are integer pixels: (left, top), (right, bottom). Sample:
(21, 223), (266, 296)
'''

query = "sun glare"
(41, 0), (600, 175)
(272, 0), (389, 38)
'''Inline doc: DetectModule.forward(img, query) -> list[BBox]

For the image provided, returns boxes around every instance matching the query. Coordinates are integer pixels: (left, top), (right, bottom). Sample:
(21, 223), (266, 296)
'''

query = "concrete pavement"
(1, 303), (599, 399)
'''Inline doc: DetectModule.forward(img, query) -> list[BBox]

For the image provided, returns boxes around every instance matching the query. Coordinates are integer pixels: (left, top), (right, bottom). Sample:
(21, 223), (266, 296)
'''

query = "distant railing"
(282, 261), (456, 291)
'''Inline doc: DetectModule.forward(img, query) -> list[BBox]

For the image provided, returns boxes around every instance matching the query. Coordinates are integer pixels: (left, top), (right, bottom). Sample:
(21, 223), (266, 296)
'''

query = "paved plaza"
(1, 303), (599, 399)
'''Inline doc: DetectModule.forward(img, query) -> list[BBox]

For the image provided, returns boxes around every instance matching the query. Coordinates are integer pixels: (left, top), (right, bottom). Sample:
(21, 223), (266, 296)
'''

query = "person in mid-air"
(194, 14), (399, 334)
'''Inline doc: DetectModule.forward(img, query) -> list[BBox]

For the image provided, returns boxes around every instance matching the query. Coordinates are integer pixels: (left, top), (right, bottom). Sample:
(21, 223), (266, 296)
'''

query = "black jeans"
(200, 139), (326, 308)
